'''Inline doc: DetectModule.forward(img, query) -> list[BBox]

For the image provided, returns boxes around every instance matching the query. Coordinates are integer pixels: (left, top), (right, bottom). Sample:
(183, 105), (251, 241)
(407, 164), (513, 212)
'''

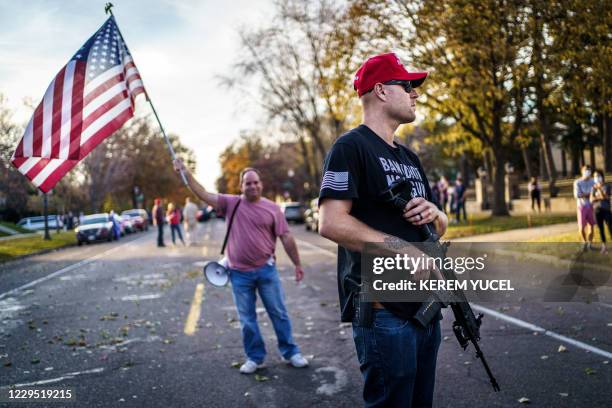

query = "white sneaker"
(239, 359), (264, 374)
(286, 353), (309, 368)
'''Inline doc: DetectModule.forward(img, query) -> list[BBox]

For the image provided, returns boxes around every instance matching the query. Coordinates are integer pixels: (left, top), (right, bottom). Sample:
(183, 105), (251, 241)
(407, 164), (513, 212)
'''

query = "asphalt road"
(0, 220), (610, 407)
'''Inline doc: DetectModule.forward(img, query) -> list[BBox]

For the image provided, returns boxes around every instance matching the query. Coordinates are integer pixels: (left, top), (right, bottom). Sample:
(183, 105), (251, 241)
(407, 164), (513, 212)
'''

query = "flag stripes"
(11, 16), (146, 193)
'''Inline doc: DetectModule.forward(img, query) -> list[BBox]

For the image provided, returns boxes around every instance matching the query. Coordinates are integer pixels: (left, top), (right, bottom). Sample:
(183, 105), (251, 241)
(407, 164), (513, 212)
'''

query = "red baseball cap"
(353, 52), (428, 96)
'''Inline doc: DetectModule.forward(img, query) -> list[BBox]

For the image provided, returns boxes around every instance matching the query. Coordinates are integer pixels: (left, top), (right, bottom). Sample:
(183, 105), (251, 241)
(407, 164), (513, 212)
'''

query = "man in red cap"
(318, 52), (448, 407)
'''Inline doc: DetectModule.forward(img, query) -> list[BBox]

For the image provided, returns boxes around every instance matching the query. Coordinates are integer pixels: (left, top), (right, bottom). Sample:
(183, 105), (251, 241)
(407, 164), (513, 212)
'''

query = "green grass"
(0, 231), (77, 262)
(0, 221), (33, 234)
(443, 213), (575, 240)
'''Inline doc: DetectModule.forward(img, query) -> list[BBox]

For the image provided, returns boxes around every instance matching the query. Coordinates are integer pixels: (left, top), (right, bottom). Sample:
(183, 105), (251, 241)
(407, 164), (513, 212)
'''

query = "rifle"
(380, 178), (500, 392)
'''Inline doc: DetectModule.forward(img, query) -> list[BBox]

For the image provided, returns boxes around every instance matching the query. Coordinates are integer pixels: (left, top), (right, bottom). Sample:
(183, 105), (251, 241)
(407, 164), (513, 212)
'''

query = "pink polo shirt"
(217, 194), (289, 271)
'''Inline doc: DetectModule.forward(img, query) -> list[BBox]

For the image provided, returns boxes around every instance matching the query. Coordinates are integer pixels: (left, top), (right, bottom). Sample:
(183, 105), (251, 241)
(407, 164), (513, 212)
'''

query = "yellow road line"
(184, 283), (204, 335)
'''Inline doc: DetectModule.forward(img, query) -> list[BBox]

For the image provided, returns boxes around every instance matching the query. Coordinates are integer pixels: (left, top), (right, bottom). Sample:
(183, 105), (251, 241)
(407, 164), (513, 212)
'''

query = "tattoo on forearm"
(383, 235), (409, 250)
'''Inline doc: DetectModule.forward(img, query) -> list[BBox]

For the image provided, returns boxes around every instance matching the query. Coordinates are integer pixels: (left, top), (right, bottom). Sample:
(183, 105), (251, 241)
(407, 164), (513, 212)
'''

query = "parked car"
(196, 206), (215, 222)
(120, 215), (134, 234)
(75, 213), (115, 245)
(304, 198), (319, 232)
(280, 202), (304, 223)
(121, 209), (148, 231)
(17, 215), (63, 231)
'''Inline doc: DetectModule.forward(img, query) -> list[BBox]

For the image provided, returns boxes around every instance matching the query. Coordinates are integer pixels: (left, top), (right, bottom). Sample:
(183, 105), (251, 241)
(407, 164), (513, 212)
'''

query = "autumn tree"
(217, 132), (311, 201)
(80, 117), (195, 212)
(223, 0), (368, 189)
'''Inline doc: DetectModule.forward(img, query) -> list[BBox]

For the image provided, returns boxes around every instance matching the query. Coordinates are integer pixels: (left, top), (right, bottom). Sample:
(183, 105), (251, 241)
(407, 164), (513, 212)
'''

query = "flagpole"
(42, 193), (51, 240)
(104, 3), (189, 187)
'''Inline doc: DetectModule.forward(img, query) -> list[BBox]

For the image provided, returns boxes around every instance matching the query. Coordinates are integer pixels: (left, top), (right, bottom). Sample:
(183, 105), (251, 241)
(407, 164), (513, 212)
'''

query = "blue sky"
(0, 0), (274, 189)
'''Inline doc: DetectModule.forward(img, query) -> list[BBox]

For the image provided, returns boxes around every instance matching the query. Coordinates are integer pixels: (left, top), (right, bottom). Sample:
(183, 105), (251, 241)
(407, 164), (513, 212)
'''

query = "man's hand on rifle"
(403, 197), (440, 226)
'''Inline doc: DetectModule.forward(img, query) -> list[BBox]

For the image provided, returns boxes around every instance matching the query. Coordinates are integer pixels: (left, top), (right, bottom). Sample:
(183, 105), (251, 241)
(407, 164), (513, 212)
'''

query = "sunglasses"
(383, 80), (413, 93)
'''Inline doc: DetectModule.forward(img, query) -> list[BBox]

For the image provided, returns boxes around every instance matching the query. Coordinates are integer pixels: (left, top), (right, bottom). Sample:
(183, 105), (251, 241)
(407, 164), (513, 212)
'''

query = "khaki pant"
(184, 220), (198, 245)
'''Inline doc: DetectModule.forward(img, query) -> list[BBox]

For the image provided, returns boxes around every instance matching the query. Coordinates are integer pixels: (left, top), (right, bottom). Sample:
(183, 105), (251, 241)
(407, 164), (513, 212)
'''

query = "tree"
(548, 0), (612, 172)
(223, 0), (366, 190)
(391, 0), (531, 215)
(217, 132), (311, 200)
(80, 117), (196, 212)
(0, 94), (33, 221)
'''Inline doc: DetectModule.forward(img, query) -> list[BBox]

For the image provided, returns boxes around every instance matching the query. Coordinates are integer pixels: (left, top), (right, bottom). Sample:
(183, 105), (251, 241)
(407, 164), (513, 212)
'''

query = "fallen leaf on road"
(555, 306), (564, 315)
(540, 355), (549, 360)
(518, 397), (531, 404)
(558, 345), (567, 353)
(65, 338), (78, 346)
(230, 361), (240, 368)
(3, 361), (11, 367)
(31, 358), (40, 364)
(254, 374), (270, 382)
(443, 336), (449, 341)
(584, 367), (596, 375)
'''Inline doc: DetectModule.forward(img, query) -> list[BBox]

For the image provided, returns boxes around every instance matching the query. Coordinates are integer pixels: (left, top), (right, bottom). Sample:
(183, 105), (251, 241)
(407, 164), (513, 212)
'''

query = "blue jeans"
(170, 224), (184, 244)
(352, 309), (441, 408)
(229, 264), (299, 364)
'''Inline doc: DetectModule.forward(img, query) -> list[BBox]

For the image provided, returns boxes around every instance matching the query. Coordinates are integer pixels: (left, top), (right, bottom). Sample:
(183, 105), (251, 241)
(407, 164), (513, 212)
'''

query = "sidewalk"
(0, 223), (21, 235)
(452, 221), (576, 242)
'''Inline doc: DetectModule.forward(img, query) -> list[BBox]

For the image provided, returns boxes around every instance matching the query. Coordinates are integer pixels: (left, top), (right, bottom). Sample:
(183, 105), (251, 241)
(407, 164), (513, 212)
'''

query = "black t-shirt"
(319, 124), (435, 321)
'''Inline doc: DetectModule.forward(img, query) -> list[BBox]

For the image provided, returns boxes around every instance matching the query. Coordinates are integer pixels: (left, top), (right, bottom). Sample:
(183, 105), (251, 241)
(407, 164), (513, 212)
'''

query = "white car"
(75, 213), (115, 245)
(17, 215), (63, 231)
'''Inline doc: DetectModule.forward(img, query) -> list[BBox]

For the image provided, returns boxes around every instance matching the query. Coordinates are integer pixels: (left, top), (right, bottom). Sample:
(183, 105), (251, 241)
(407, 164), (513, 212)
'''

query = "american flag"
(10, 16), (146, 193)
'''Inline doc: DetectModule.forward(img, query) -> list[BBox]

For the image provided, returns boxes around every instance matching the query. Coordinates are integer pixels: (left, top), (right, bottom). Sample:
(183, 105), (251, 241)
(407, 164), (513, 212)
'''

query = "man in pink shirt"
(174, 160), (308, 374)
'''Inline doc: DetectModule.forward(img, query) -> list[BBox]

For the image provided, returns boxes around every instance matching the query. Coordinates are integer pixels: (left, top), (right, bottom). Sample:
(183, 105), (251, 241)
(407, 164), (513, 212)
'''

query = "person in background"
(152, 198), (165, 247)
(437, 175), (449, 213)
(78, 211), (85, 226)
(166, 202), (185, 246)
(431, 182), (440, 212)
(454, 175), (467, 223)
(66, 211), (75, 230)
(109, 210), (121, 240)
(528, 176), (541, 213)
(574, 165), (595, 251)
(591, 169), (611, 254)
(183, 197), (199, 246)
